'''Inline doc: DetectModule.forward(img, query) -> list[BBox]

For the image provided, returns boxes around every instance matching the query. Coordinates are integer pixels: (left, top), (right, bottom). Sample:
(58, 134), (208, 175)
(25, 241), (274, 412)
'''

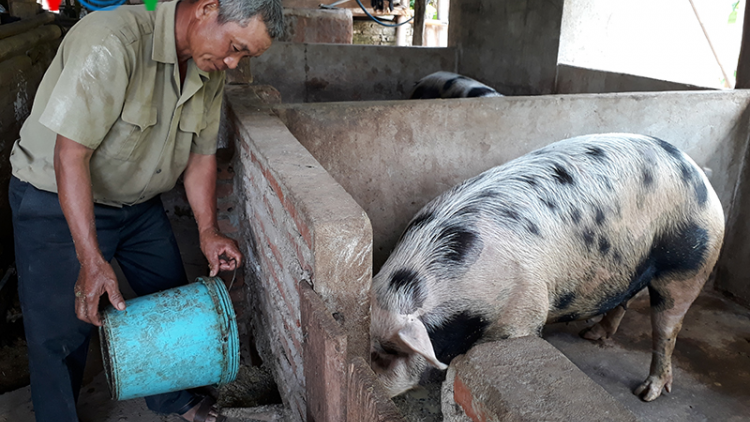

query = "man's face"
(190, 7), (272, 72)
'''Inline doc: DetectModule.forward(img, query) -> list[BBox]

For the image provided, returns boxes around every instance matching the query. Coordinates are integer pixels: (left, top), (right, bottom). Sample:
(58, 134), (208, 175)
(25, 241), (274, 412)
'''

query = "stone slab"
(442, 337), (637, 422)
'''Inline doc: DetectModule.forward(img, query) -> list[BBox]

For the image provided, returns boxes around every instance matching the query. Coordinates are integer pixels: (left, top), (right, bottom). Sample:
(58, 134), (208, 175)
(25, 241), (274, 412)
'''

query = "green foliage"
(410, 0), (439, 19)
(729, 1), (740, 24)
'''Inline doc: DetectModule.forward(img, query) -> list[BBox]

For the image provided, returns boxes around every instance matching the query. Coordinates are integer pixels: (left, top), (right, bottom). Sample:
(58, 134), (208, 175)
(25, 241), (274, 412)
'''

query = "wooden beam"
(0, 12), (55, 41)
(736, 0), (750, 88)
(412, 0), (426, 46)
(0, 24), (61, 64)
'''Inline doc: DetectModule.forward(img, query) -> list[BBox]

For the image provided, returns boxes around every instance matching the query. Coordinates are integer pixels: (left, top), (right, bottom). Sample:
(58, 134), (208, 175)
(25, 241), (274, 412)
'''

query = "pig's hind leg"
(634, 269), (710, 401)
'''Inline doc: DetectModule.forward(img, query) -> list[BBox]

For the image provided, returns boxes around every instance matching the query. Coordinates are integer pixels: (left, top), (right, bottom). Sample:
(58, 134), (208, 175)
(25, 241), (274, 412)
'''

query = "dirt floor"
(0, 362), (283, 422)
(0, 278), (28, 396)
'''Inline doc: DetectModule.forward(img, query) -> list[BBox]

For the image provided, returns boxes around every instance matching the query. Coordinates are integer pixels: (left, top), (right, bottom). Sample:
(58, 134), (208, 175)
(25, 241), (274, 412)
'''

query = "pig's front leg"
(580, 302), (629, 341)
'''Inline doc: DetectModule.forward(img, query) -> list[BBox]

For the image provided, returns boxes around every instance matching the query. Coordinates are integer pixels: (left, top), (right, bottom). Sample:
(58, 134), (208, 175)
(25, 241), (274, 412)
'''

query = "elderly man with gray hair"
(8, 0), (283, 421)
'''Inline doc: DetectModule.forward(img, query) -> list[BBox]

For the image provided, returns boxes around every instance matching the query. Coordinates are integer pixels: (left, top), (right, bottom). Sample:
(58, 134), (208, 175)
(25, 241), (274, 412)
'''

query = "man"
(8, 0), (283, 421)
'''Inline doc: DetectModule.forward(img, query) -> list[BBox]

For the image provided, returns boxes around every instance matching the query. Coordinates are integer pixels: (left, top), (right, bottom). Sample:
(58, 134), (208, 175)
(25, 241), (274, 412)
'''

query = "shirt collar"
(152, 0), (178, 64)
(152, 0), (210, 80)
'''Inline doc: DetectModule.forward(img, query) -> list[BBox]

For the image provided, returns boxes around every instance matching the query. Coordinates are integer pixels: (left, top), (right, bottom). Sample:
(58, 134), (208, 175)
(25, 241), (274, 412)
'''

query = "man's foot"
(180, 396), (226, 422)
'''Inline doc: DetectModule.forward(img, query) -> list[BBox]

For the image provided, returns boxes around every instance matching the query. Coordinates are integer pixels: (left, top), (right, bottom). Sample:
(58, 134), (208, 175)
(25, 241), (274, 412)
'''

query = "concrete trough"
(225, 88), (750, 421)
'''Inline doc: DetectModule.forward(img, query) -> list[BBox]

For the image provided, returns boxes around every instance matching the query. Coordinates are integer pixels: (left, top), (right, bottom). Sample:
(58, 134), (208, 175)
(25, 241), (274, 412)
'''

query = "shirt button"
(156, 169), (162, 174)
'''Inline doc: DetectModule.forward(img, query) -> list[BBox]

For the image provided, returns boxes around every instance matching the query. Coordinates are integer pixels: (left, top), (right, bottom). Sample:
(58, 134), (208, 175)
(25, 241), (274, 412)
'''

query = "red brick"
(229, 287), (245, 305)
(228, 272), (244, 290)
(265, 234), (285, 269)
(264, 167), (285, 204)
(216, 181), (234, 199)
(267, 260), (299, 321)
(217, 218), (238, 234)
(454, 374), (488, 422)
(217, 162), (235, 180)
(262, 194), (278, 226)
(286, 231), (311, 272)
(252, 209), (268, 237)
(241, 137), (251, 154)
(283, 196), (313, 249)
(216, 199), (235, 215)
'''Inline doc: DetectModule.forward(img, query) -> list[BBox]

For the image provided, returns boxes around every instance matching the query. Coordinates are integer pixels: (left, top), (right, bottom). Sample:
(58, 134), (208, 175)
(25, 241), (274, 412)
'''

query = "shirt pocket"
(97, 106), (158, 161)
(178, 112), (208, 137)
(175, 112), (208, 159)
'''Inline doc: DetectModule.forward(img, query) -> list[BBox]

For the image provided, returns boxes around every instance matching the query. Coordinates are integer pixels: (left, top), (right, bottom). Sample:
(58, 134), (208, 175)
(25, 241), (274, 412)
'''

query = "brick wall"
(353, 19), (398, 45)
(225, 85), (373, 421)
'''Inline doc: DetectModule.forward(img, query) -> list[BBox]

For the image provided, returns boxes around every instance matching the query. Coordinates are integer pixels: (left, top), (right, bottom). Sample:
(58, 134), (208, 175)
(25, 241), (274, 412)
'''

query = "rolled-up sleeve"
(190, 75), (225, 155)
(38, 30), (130, 150)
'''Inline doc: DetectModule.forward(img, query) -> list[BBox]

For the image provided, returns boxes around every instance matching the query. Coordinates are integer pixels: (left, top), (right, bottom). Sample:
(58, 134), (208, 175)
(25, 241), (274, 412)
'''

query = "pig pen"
(223, 87), (750, 422)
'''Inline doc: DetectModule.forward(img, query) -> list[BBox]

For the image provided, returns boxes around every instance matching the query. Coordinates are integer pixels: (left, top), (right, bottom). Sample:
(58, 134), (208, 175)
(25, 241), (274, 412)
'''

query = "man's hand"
(184, 152), (244, 278)
(74, 259), (126, 326)
(55, 134), (127, 326)
(200, 228), (243, 277)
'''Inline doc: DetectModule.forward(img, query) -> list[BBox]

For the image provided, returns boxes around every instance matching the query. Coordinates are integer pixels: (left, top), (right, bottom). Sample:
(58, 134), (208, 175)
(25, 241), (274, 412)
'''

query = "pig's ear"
(396, 316), (449, 370)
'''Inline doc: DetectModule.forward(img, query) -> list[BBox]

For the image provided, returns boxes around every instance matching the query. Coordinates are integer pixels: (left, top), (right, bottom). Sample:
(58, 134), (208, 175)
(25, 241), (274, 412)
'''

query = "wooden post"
(736, 0), (750, 88)
(395, 14), (410, 46)
(411, 0), (426, 46)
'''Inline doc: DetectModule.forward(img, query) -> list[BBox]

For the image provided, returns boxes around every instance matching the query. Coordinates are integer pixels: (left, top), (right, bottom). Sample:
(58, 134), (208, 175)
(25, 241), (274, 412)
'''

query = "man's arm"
(183, 152), (242, 276)
(54, 134), (126, 327)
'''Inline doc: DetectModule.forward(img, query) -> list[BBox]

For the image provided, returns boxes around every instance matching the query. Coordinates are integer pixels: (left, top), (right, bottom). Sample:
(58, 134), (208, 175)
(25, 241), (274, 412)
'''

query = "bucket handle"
(218, 254), (238, 292)
(228, 261), (237, 292)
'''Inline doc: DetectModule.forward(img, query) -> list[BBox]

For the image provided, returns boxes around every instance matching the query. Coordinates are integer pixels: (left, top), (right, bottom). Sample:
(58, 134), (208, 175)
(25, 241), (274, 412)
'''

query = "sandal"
(186, 395), (226, 422)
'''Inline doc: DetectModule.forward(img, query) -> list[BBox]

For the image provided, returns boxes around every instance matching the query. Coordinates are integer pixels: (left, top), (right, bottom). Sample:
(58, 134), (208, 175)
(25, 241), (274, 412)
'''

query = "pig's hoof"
(633, 376), (669, 402)
(579, 324), (607, 341)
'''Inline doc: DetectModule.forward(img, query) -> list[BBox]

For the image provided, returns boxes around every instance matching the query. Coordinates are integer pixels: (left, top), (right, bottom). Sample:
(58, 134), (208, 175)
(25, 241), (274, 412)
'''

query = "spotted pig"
(370, 133), (724, 401)
(409, 71), (503, 99)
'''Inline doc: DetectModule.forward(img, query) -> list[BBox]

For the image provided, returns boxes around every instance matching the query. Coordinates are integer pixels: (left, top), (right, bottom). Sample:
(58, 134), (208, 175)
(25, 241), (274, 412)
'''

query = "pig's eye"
(380, 341), (402, 356)
(371, 351), (393, 370)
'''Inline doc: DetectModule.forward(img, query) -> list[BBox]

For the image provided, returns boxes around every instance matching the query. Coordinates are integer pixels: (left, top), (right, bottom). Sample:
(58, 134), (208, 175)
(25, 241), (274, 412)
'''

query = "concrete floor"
(2, 200), (749, 421)
(393, 288), (750, 422)
(544, 290), (750, 422)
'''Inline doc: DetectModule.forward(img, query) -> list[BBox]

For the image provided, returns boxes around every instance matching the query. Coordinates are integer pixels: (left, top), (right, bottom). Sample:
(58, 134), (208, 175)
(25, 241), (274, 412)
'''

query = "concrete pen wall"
(272, 90), (750, 302)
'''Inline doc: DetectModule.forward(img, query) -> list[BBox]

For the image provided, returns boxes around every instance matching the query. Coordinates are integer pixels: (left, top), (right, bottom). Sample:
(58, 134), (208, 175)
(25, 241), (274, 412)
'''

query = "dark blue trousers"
(9, 177), (200, 422)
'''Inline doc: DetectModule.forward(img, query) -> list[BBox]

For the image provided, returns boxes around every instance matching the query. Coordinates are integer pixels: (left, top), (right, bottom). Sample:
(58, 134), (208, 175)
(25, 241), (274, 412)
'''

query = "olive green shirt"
(10, 0), (225, 207)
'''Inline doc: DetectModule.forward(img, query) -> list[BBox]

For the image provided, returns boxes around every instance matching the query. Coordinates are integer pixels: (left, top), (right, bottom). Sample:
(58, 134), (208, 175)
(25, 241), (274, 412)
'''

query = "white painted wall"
(559, 0), (744, 88)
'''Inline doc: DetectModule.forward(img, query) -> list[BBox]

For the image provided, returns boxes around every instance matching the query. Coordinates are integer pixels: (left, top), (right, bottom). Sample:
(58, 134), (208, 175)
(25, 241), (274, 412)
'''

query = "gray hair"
(217, 0), (284, 39)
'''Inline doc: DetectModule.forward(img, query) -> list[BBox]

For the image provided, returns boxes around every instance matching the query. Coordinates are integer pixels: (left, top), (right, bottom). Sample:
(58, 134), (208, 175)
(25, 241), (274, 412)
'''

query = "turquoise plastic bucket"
(99, 277), (239, 400)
